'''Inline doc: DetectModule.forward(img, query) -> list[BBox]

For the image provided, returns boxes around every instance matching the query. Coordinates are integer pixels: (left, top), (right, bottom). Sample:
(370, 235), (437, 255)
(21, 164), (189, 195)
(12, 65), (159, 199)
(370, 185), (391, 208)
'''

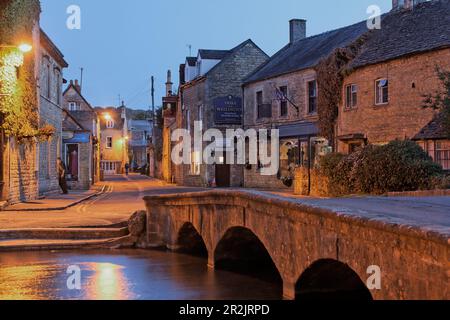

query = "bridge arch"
(214, 226), (283, 290)
(295, 259), (373, 301)
(175, 222), (208, 258)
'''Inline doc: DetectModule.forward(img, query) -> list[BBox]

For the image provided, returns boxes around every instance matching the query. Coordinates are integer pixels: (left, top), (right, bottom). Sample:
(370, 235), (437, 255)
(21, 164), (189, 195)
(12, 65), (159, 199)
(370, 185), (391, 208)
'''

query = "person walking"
(57, 157), (69, 195)
(125, 163), (130, 176)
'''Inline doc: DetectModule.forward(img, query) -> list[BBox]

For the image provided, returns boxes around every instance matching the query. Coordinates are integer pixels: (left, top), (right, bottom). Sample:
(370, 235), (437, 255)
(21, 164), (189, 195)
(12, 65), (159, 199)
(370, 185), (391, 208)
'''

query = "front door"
(215, 153), (230, 187)
(102, 161), (118, 175)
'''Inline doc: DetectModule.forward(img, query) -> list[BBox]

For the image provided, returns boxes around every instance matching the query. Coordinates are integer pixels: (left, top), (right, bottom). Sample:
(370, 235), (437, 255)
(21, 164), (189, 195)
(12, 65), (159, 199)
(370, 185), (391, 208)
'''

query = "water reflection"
(0, 249), (281, 300)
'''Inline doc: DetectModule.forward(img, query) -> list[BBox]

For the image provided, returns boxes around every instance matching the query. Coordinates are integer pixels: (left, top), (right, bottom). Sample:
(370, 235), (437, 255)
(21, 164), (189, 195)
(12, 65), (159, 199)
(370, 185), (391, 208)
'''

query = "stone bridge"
(143, 190), (449, 300)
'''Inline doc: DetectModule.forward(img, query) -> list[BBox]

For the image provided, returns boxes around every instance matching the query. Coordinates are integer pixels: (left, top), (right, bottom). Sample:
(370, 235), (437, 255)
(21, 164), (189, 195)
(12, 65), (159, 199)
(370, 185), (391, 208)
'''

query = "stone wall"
(294, 167), (330, 197)
(337, 48), (450, 152)
(7, 139), (38, 203)
(177, 41), (269, 188)
(243, 68), (319, 189)
(144, 190), (449, 300)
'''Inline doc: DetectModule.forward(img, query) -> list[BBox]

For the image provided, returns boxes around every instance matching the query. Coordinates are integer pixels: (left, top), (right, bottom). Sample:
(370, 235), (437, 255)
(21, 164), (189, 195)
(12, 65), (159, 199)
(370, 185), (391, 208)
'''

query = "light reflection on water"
(0, 249), (281, 300)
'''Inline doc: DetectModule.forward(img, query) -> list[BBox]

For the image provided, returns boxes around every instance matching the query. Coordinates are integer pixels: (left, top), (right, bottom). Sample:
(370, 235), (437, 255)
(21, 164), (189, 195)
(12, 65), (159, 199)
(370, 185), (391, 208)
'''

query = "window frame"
(279, 86), (288, 117)
(375, 78), (389, 105)
(307, 80), (318, 114)
(106, 120), (115, 129)
(345, 84), (358, 109)
(106, 136), (113, 149)
(256, 91), (263, 119)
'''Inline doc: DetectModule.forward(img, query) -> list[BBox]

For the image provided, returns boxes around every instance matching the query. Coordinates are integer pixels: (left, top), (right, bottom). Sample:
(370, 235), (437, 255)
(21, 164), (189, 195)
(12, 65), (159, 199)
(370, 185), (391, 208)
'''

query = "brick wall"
(337, 48), (450, 152)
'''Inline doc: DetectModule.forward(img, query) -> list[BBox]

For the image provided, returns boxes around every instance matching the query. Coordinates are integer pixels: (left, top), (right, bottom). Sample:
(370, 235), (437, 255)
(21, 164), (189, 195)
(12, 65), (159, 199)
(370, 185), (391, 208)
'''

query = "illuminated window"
(106, 137), (113, 149)
(190, 151), (201, 175)
(106, 120), (114, 129)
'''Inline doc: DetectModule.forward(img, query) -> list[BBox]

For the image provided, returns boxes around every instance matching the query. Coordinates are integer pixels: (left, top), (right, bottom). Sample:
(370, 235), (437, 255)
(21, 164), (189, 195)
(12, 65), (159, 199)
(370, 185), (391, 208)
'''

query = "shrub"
(319, 140), (443, 195)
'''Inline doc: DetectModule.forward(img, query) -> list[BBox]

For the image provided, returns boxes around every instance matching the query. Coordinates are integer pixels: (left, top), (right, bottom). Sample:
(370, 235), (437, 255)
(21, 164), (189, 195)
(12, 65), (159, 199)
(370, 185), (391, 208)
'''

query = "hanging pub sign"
(214, 95), (243, 125)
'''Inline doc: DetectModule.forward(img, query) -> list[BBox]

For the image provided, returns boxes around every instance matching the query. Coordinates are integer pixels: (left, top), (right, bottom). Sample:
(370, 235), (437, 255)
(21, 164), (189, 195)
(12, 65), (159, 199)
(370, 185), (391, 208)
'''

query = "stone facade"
(243, 68), (322, 190)
(96, 106), (128, 175)
(38, 31), (68, 195)
(177, 40), (269, 187)
(62, 82), (100, 189)
(337, 48), (450, 153)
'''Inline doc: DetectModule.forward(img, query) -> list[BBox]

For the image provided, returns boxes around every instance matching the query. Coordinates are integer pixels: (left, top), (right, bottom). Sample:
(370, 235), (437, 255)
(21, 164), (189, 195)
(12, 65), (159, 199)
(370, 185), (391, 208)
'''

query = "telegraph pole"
(151, 76), (155, 127)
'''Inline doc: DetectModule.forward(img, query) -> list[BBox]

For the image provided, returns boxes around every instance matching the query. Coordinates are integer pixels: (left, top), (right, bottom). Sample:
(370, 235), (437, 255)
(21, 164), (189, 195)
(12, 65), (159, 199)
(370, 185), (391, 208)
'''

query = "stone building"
(242, 19), (368, 189)
(176, 40), (269, 187)
(96, 104), (129, 175)
(336, 0), (450, 171)
(38, 30), (68, 195)
(128, 119), (152, 170)
(161, 70), (178, 183)
(62, 80), (101, 189)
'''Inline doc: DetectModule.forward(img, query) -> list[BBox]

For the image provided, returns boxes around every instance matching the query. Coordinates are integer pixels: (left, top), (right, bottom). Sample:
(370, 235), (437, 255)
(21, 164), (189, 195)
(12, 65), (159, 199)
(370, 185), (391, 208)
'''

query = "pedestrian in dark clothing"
(57, 157), (69, 194)
(125, 163), (130, 176)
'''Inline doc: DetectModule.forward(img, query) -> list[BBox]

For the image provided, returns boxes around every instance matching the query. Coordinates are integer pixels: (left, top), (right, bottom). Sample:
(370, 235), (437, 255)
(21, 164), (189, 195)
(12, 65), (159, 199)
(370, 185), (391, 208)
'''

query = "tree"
(422, 67), (450, 136)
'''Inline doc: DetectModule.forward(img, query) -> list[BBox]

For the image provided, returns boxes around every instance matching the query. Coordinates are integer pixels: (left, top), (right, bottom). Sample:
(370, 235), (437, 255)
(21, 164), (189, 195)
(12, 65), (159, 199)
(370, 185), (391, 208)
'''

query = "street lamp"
(0, 43), (33, 53)
(104, 113), (112, 120)
(18, 43), (32, 53)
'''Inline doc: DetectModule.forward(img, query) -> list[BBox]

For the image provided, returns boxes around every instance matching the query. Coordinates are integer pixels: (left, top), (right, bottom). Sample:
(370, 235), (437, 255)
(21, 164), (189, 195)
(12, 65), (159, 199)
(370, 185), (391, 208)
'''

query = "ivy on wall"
(315, 34), (370, 143)
(0, 0), (43, 143)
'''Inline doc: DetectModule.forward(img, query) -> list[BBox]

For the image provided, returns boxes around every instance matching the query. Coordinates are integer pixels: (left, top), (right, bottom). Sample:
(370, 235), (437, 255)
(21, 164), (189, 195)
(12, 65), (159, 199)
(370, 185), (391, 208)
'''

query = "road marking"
(76, 185), (114, 214)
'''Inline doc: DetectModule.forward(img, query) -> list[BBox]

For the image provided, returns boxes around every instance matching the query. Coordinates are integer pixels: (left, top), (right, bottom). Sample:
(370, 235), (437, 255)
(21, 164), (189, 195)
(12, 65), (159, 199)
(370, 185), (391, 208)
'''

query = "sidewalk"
(2, 185), (105, 212)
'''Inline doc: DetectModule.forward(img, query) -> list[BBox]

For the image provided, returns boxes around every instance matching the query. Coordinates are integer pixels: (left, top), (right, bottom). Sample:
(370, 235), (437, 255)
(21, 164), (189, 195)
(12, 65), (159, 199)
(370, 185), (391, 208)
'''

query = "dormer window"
(106, 120), (114, 129)
(68, 102), (80, 111)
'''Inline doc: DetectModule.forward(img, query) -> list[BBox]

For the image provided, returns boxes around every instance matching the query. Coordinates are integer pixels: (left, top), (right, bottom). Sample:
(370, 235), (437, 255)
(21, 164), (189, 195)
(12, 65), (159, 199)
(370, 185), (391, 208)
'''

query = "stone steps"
(0, 227), (130, 240)
(0, 236), (135, 251)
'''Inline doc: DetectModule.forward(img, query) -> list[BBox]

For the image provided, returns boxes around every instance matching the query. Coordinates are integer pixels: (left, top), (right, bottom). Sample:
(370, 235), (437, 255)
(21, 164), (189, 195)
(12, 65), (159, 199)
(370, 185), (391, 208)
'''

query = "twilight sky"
(40, 0), (391, 110)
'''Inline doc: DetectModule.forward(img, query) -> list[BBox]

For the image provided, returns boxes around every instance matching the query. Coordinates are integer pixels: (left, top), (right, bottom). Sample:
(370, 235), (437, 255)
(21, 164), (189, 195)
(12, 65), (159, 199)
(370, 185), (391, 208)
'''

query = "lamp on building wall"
(0, 43), (33, 53)
(103, 113), (112, 120)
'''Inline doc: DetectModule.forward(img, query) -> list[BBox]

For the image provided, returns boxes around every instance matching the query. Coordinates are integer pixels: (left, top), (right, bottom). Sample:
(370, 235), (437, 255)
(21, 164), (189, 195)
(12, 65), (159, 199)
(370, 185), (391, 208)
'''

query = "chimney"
(120, 101), (126, 119)
(74, 79), (81, 92)
(392, 0), (427, 10)
(166, 70), (173, 96)
(289, 19), (306, 44)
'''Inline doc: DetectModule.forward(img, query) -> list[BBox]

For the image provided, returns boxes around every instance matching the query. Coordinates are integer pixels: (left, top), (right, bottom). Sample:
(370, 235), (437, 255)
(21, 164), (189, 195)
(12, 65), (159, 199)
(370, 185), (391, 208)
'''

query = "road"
(0, 174), (201, 229)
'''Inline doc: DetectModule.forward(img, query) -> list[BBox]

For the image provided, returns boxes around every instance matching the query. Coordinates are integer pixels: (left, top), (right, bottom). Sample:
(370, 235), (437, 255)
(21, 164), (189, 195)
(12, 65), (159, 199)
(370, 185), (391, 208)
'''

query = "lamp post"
(0, 43), (33, 53)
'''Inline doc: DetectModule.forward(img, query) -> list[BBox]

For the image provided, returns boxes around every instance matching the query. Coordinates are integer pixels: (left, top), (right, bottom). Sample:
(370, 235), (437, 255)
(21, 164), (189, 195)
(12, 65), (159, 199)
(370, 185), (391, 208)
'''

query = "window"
(190, 151), (201, 175)
(56, 71), (61, 105)
(68, 102), (80, 111)
(186, 110), (191, 133)
(345, 84), (358, 109)
(307, 80), (317, 114)
(106, 120), (114, 129)
(46, 64), (51, 99)
(279, 86), (288, 117)
(375, 79), (389, 105)
(435, 141), (450, 170)
(256, 91), (263, 119)
(106, 137), (113, 149)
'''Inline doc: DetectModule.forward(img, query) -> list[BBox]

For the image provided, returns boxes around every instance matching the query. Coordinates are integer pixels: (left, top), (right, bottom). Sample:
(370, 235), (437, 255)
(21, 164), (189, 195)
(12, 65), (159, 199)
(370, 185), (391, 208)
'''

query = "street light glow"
(18, 43), (32, 53)
(104, 113), (112, 120)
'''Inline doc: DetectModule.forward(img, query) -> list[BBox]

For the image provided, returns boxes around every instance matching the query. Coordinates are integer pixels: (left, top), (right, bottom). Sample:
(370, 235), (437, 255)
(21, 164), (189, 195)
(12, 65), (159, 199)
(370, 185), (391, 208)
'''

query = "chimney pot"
(289, 19), (306, 44)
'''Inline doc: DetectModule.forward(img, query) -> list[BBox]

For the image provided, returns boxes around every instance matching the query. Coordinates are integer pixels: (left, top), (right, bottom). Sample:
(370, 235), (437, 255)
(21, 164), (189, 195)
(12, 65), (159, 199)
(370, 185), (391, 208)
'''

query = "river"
(0, 249), (282, 300)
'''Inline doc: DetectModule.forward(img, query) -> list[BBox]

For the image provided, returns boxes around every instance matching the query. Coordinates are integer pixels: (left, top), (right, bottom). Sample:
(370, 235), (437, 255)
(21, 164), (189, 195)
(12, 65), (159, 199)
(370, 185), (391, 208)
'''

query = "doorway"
(215, 153), (230, 187)
(66, 144), (79, 181)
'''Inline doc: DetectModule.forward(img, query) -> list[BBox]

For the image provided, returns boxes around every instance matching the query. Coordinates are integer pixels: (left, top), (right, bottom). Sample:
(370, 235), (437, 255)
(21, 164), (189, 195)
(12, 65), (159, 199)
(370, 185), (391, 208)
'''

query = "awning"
(63, 132), (90, 144)
(278, 122), (319, 138)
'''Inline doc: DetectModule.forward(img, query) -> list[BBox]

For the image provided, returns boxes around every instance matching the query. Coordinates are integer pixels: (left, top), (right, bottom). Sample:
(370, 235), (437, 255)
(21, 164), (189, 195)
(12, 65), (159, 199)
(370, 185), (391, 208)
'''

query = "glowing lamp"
(18, 43), (32, 53)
